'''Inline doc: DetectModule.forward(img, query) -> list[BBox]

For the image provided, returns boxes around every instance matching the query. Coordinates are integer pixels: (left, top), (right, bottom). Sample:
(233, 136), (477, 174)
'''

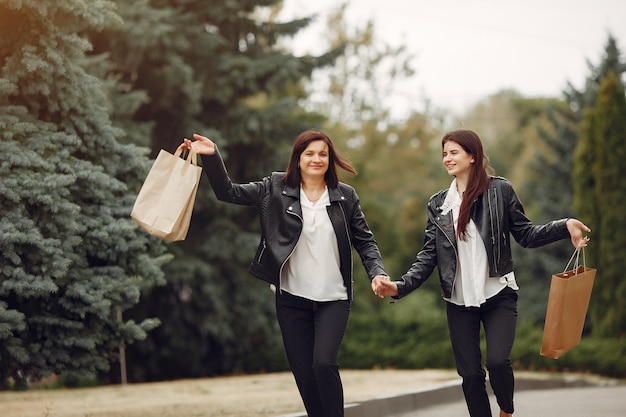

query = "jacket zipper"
(489, 187), (501, 274)
(337, 202), (354, 298)
(435, 210), (459, 290)
(337, 202), (352, 248)
(277, 208), (303, 294)
(435, 220), (458, 257)
(257, 239), (267, 262)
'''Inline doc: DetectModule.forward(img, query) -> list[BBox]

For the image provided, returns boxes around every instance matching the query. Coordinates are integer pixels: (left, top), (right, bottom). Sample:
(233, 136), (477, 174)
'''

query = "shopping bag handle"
(174, 144), (198, 166)
(563, 246), (586, 274)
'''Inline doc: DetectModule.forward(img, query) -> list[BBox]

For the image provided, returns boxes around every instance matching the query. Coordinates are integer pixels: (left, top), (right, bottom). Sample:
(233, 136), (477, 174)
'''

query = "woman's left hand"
(566, 218), (591, 248)
(371, 275), (398, 298)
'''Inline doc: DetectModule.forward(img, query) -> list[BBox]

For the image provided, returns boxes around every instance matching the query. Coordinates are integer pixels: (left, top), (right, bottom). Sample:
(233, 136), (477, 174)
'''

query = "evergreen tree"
(512, 35), (626, 328)
(566, 34), (625, 265)
(88, 0), (343, 380)
(564, 35), (626, 120)
(574, 71), (626, 337)
(563, 34), (626, 336)
(511, 101), (580, 323)
(0, 0), (166, 387)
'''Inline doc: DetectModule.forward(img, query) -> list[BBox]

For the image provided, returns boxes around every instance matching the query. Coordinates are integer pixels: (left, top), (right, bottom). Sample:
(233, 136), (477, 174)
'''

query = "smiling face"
(442, 140), (474, 179)
(299, 139), (329, 180)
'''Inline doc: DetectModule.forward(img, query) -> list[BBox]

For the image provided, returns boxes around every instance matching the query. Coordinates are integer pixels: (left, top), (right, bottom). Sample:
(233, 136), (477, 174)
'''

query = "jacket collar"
(282, 182), (299, 198)
(438, 179), (460, 216)
(328, 185), (346, 203)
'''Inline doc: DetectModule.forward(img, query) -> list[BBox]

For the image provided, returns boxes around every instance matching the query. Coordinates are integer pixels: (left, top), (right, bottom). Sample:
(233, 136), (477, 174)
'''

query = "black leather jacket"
(396, 177), (570, 299)
(201, 149), (387, 301)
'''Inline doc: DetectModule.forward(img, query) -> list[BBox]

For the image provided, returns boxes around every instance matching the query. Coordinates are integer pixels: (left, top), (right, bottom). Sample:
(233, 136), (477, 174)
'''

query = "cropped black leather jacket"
(396, 176), (570, 299)
(201, 148), (387, 301)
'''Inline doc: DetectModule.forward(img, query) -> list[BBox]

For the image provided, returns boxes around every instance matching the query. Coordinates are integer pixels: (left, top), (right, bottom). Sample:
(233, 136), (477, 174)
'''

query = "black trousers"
(276, 291), (350, 417)
(446, 287), (518, 417)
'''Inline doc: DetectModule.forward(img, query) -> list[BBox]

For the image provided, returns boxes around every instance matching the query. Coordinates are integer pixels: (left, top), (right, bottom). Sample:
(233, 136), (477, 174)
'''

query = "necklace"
(303, 185), (325, 204)
(308, 193), (322, 204)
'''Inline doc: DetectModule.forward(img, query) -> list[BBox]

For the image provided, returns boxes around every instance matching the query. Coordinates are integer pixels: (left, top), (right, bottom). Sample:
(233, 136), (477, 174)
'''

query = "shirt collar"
(439, 179), (462, 216)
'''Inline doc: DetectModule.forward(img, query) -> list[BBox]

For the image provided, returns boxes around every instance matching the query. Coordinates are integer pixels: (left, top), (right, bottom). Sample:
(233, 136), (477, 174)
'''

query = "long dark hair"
(442, 130), (494, 239)
(283, 130), (356, 188)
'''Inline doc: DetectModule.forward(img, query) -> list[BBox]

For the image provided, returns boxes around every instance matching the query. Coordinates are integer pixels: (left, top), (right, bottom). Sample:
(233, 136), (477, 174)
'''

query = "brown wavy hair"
(442, 130), (494, 240)
(283, 130), (357, 188)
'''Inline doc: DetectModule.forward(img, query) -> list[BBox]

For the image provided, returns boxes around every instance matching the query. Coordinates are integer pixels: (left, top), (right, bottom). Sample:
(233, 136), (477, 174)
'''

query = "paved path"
(278, 375), (623, 417)
(299, 377), (623, 417)
(400, 384), (626, 417)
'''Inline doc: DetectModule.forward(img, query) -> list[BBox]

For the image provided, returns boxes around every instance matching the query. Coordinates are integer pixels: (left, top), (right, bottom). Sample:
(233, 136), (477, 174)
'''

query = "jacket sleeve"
(395, 201), (439, 299)
(345, 187), (388, 279)
(201, 146), (268, 207)
(504, 180), (569, 248)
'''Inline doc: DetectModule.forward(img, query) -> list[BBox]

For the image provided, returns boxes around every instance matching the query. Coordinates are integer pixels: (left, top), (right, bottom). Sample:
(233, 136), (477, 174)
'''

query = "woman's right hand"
(182, 133), (216, 155)
(372, 276), (399, 298)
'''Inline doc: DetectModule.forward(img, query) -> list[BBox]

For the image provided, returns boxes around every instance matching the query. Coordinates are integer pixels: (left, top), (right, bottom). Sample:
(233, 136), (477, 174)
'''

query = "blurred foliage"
(325, 26), (626, 378)
(2, 0), (625, 389)
(0, 0), (167, 388)
(574, 71), (626, 337)
(87, 0), (344, 382)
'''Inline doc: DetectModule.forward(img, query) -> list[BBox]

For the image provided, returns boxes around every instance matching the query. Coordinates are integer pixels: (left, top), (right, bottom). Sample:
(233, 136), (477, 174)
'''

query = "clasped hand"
(371, 275), (398, 298)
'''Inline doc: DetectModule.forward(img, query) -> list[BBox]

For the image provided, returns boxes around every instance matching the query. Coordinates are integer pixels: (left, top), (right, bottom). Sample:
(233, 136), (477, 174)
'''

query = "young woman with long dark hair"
(372, 129), (590, 417)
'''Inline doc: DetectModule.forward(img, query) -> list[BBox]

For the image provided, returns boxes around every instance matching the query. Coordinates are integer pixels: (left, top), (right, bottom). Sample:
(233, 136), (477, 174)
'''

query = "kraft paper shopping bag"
(540, 247), (596, 359)
(131, 145), (202, 241)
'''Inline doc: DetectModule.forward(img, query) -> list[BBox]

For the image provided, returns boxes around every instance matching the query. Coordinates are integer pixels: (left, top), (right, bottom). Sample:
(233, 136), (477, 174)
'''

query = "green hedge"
(341, 291), (626, 377)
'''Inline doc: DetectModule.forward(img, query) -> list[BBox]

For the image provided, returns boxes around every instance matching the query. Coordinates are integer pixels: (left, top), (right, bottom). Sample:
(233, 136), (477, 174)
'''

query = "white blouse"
(280, 187), (347, 301)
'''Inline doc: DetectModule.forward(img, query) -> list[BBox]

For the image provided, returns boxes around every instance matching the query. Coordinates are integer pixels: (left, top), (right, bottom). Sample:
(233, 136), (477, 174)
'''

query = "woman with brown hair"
(182, 130), (387, 417)
(372, 129), (590, 417)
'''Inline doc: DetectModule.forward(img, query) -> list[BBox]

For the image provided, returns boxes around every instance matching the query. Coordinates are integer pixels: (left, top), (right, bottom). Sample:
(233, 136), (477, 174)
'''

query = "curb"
(277, 376), (598, 417)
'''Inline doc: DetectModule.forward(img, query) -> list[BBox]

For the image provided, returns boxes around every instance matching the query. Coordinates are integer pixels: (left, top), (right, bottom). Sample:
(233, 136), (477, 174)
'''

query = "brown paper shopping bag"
(131, 145), (202, 241)
(540, 247), (596, 359)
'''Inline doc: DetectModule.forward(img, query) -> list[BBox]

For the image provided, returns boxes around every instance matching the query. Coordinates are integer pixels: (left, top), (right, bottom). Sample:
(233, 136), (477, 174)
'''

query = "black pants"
(446, 287), (518, 417)
(276, 291), (350, 417)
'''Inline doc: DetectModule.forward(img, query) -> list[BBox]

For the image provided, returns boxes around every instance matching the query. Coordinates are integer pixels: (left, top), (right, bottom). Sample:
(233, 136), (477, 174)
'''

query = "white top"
(280, 187), (347, 301)
(441, 179), (518, 307)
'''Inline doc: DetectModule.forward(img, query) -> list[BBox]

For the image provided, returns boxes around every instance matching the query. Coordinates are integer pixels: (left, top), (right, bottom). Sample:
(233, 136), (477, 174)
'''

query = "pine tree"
(564, 35), (626, 120)
(511, 35), (625, 328)
(86, 0), (343, 380)
(0, 0), (166, 386)
(574, 71), (626, 337)
(565, 34), (626, 336)
(499, 100), (580, 324)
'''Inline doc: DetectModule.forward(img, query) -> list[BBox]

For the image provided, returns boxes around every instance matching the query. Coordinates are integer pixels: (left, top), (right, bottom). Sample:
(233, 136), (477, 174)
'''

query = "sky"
(278, 0), (626, 116)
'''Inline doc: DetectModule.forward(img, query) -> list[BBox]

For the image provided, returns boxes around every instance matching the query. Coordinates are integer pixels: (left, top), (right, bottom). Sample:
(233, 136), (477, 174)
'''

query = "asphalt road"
(400, 384), (626, 417)
(280, 375), (624, 417)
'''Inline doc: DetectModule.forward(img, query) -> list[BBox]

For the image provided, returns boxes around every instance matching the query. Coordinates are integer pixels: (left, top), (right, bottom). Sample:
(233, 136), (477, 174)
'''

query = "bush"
(341, 290), (455, 369)
(342, 293), (626, 378)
